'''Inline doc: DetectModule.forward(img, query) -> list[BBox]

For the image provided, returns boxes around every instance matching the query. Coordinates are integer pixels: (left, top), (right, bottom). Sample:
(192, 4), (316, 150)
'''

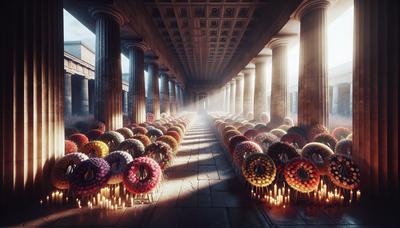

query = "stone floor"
(1, 114), (398, 227)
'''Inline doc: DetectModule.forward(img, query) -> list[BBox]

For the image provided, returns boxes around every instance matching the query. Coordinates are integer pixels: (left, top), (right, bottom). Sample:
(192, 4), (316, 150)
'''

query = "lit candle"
(356, 190), (361, 200)
(40, 200), (43, 206)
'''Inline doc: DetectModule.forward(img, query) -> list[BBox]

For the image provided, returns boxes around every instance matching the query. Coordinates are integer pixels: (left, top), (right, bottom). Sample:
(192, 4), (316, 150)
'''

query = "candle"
(40, 200), (43, 206)
(356, 190), (361, 200)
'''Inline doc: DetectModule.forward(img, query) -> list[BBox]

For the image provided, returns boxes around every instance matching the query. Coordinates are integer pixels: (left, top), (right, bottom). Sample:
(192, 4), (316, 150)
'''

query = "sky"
(63, 9), (130, 73)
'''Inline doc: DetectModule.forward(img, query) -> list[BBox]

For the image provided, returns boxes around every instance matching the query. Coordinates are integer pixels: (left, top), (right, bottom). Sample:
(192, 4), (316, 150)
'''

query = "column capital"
(267, 34), (297, 49)
(89, 5), (126, 25)
(145, 55), (159, 64)
(253, 54), (271, 64)
(159, 66), (169, 74)
(292, 0), (335, 20)
(235, 73), (244, 80)
(169, 76), (177, 82)
(242, 63), (255, 75)
(124, 39), (147, 51)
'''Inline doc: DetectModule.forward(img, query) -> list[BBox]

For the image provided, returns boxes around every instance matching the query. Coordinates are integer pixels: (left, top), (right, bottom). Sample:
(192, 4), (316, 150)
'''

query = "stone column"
(169, 78), (177, 115)
(222, 86), (227, 112)
(254, 55), (270, 121)
(122, 90), (128, 114)
(64, 72), (72, 116)
(295, 0), (330, 127)
(127, 41), (146, 124)
(90, 6), (124, 130)
(71, 75), (89, 115)
(331, 85), (339, 114)
(226, 83), (231, 113)
(175, 83), (180, 113)
(146, 57), (161, 120)
(269, 37), (291, 127)
(88, 79), (95, 114)
(229, 79), (236, 113)
(159, 69), (170, 115)
(0, 0), (64, 204)
(353, 0), (399, 197)
(235, 74), (244, 114)
(242, 66), (255, 118)
(221, 87), (225, 112)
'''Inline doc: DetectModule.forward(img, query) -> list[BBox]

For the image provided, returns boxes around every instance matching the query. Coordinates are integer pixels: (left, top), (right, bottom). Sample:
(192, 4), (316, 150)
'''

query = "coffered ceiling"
(64, 0), (302, 87)
(143, 0), (302, 84)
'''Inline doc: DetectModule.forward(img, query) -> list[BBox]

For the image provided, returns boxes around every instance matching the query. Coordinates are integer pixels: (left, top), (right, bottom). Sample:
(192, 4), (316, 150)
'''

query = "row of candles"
(40, 190), (67, 206)
(249, 179), (361, 208)
(40, 184), (155, 210)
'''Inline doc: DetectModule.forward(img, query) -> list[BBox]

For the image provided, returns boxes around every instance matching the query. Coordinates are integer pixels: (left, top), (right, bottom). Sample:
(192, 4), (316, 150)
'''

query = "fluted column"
(122, 90), (128, 114)
(235, 74), (244, 114)
(331, 85), (339, 114)
(221, 87), (226, 112)
(71, 75), (89, 115)
(64, 72), (72, 116)
(226, 83), (231, 113)
(88, 79), (95, 114)
(180, 85), (184, 110)
(169, 78), (177, 115)
(127, 41), (146, 124)
(295, 0), (331, 127)
(175, 83), (182, 113)
(242, 66), (255, 117)
(91, 6), (124, 130)
(269, 37), (292, 127)
(0, 0), (64, 204)
(254, 55), (270, 121)
(146, 57), (161, 120)
(223, 86), (228, 112)
(353, 0), (399, 198)
(159, 69), (170, 114)
(229, 79), (236, 113)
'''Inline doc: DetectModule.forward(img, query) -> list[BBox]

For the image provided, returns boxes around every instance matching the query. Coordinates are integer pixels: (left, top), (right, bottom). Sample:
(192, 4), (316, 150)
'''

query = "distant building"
(63, 41), (129, 116)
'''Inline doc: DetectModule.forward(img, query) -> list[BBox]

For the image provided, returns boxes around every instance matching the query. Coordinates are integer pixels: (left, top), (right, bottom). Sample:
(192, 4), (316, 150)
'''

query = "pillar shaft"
(88, 79), (95, 114)
(353, 0), (399, 197)
(64, 73), (72, 116)
(175, 84), (181, 113)
(146, 61), (160, 120)
(243, 68), (255, 117)
(226, 84), (231, 113)
(254, 56), (270, 121)
(127, 43), (146, 124)
(270, 45), (288, 126)
(230, 80), (236, 113)
(169, 80), (176, 114)
(159, 72), (170, 114)
(223, 86), (228, 112)
(71, 75), (89, 115)
(0, 0), (64, 204)
(122, 90), (128, 114)
(331, 85), (339, 114)
(235, 76), (244, 114)
(92, 8), (123, 130)
(297, 0), (330, 127)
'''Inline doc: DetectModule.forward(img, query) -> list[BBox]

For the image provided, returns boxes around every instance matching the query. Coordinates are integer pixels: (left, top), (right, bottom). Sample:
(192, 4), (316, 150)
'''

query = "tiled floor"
(2, 114), (398, 227)
(3, 115), (268, 227)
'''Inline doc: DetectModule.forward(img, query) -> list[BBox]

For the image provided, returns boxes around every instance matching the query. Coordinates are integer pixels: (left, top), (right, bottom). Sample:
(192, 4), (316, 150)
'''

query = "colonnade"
(219, 0), (400, 198)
